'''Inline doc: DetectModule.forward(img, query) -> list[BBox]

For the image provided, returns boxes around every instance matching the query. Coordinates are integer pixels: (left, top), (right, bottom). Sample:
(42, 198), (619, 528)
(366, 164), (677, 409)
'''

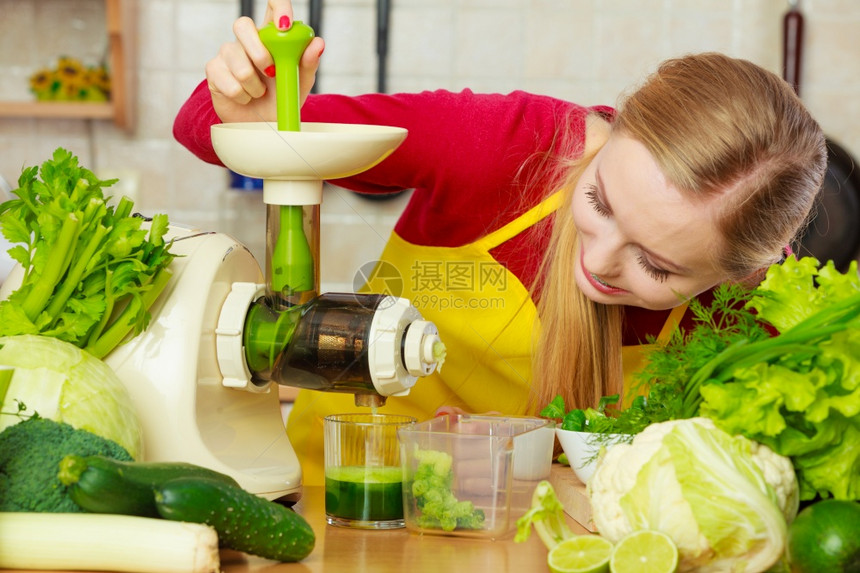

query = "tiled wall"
(1, 0), (859, 291)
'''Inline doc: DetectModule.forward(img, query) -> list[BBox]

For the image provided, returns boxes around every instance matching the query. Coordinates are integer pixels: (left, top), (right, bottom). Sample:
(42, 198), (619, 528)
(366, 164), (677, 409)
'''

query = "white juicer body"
(103, 226), (302, 500)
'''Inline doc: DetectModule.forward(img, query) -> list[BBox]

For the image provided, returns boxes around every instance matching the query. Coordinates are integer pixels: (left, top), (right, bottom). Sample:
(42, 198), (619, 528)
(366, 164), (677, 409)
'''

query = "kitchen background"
(0, 0), (859, 293)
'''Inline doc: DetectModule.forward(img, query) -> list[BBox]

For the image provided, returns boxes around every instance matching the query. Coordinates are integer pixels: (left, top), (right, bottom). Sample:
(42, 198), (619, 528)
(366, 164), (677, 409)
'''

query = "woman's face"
(571, 133), (726, 310)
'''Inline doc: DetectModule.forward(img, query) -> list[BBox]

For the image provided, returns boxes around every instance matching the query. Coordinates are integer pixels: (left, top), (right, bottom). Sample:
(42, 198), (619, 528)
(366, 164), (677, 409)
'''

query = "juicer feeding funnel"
(210, 121), (406, 206)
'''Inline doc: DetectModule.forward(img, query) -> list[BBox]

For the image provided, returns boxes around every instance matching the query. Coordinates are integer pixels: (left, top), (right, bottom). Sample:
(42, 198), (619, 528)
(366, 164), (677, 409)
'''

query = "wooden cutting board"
(548, 463), (597, 532)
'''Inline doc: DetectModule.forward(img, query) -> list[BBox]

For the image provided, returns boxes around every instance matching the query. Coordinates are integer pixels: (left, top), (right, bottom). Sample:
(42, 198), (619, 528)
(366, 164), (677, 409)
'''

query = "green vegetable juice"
(325, 465), (403, 522)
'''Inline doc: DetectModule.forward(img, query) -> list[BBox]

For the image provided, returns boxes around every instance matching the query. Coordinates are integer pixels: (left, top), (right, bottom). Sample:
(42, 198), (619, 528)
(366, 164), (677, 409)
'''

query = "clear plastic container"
(397, 414), (555, 539)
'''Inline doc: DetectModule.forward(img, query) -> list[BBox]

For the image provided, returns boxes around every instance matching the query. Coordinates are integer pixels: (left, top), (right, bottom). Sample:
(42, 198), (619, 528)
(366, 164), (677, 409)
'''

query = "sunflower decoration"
(29, 56), (111, 102)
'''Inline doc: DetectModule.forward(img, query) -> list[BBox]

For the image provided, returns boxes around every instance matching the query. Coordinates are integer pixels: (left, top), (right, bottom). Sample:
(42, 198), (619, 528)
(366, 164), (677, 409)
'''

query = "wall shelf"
(0, 0), (135, 131)
(0, 101), (115, 120)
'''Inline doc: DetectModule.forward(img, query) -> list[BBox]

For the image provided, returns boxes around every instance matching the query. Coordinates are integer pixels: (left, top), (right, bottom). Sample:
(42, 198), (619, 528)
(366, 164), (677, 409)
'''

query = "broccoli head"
(0, 415), (132, 512)
(409, 448), (486, 531)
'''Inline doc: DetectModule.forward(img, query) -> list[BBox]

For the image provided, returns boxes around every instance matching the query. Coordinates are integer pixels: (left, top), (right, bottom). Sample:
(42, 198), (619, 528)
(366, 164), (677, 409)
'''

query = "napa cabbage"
(588, 417), (796, 573)
(0, 335), (142, 459)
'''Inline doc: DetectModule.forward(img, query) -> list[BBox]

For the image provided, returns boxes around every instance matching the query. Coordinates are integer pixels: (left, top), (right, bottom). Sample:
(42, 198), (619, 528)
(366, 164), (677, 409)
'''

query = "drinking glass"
(324, 412), (415, 529)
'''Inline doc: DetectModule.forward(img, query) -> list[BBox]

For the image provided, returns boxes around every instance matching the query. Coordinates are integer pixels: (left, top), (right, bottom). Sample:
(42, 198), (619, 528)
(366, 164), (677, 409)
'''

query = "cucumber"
(155, 477), (315, 562)
(58, 454), (241, 517)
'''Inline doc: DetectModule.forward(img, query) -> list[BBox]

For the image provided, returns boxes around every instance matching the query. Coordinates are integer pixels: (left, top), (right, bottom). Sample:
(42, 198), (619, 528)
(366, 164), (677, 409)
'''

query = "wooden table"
(221, 483), (589, 572)
(4, 469), (588, 573)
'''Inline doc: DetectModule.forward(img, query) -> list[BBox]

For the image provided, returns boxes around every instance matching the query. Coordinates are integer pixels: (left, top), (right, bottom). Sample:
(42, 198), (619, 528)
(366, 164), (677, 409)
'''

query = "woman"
(174, 3), (827, 485)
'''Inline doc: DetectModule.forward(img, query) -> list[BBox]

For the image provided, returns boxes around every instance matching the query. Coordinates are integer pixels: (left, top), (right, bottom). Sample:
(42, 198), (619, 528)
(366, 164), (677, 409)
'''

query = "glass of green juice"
(324, 412), (415, 529)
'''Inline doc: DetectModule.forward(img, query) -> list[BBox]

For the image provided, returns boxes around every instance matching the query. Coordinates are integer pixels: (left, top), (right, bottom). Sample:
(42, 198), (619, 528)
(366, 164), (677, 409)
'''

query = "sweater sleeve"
(299, 89), (577, 195)
(173, 80), (224, 166)
(173, 84), (592, 244)
(173, 84), (582, 194)
(304, 90), (592, 247)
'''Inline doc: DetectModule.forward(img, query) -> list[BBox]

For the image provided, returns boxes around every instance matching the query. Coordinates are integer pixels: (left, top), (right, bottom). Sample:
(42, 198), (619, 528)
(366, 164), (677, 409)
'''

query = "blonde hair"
(530, 53), (827, 414)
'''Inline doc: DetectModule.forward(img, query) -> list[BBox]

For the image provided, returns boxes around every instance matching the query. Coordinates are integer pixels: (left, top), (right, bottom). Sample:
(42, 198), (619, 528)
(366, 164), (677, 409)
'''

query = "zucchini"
(58, 454), (240, 517)
(155, 477), (315, 562)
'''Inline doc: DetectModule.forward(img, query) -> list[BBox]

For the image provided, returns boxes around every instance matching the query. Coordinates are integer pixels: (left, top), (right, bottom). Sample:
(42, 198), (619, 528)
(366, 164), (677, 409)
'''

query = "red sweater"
(174, 83), (694, 344)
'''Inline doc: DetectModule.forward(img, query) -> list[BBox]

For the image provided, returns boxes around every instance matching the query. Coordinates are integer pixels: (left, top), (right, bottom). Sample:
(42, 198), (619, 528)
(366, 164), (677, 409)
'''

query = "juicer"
(1, 22), (443, 501)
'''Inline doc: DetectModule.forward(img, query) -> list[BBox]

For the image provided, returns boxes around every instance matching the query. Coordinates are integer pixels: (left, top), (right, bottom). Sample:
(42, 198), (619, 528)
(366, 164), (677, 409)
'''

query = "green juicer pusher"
(259, 21), (316, 305)
(259, 21), (314, 132)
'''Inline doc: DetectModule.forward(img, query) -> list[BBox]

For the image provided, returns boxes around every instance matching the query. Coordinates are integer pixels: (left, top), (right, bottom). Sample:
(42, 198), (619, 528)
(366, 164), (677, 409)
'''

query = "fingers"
(434, 406), (468, 417)
(233, 16), (273, 75)
(205, 40), (267, 105)
(206, 7), (323, 124)
(298, 36), (324, 100)
(263, 0), (295, 29)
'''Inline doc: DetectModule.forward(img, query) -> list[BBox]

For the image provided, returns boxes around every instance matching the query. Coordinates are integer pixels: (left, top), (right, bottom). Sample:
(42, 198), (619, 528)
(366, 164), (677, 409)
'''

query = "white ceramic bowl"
(556, 428), (627, 484)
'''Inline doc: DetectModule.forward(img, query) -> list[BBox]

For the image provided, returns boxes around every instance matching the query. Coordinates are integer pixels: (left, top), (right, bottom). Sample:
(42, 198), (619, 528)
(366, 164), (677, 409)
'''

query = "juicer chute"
(209, 106), (440, 407)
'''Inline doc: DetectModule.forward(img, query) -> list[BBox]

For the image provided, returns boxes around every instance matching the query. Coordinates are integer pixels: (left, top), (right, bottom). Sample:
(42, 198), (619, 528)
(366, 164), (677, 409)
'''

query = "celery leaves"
(0, 148), (175, 358)
(515, 480), (574, 549)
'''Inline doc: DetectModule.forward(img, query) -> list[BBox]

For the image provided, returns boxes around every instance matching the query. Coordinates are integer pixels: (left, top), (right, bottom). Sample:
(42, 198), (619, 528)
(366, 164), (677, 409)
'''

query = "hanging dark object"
(783, 1), (860, 270)
(377, 0), (390, 93)
(309, 0), (323, 93)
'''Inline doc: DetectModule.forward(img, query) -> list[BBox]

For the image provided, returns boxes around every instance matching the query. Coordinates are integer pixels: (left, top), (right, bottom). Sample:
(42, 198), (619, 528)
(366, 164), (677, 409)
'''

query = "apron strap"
(656, 302), (688, 342)
(476, 190), (564, 250)
(475, 114), (611, 251)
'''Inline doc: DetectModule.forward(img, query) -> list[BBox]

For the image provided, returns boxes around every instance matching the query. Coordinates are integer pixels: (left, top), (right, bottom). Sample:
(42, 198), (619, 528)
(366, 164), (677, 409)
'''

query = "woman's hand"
(434, 406), (501, 418)
(433, 406), (504, 495)
(204, 0), (325, 124)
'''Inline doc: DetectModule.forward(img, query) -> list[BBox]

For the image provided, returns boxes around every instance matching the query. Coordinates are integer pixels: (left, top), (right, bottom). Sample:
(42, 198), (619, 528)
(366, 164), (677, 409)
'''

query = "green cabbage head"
(0, 335), (142, 459)
(588, 417), (797, 573)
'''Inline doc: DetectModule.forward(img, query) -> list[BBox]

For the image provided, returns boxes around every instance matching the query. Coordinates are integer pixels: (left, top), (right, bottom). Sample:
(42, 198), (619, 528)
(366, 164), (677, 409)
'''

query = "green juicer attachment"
(258, 21), (315, 132)
(259, 21), (316, 299)
(244, 22), (317, 373)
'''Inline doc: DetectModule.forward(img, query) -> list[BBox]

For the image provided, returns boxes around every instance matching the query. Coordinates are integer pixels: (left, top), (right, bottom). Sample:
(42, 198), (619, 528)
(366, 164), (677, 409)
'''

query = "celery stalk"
(515, 481), (575, 549)
(44, 223), (109, 321)
(86, 268), (173, 359)
(21, 213), (80, 321)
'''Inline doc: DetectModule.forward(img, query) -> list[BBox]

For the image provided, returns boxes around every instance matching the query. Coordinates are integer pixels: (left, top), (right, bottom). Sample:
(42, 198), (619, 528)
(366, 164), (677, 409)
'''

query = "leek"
(0, 512), (220, 573)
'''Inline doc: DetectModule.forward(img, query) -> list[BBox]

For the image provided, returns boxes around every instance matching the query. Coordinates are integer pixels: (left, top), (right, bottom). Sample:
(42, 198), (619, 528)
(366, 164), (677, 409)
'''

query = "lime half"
(547, 536), (613, 573)
(609, 530), (678, 573)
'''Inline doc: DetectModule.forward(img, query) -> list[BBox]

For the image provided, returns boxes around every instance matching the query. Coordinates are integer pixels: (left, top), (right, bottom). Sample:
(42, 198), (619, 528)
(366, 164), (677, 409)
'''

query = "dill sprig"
(541, 282), (770, 435)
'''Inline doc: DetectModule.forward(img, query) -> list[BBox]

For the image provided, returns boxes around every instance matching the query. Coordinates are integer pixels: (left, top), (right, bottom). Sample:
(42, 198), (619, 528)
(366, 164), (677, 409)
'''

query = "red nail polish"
(318, 46), (325, 57)
(279, 15), (291, 29)
(264, 65), (276, 78)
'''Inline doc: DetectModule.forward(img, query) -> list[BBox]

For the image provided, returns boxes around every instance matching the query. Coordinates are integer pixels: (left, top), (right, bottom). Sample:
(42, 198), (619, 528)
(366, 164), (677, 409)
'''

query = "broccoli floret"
(457, 508), (486, 530)
(408, 448), (485, 531)
(0, 415), (132, 512)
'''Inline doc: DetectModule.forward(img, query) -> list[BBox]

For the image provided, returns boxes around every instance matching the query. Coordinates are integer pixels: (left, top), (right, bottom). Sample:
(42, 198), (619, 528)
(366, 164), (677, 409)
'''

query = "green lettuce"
(698, 256), (860, 500)
(746, 256), (860, 332)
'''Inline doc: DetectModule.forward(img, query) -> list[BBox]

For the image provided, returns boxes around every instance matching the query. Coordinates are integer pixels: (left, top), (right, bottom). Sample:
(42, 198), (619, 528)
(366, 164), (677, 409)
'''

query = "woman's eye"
(585, 185), (611, 217)
(636, 253), (670, 282)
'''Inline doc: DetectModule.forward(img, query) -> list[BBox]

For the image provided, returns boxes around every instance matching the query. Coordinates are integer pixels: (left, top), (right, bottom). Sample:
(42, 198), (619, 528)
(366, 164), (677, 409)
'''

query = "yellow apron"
(286, 192), (687, 485)
(620, 304), (688, 404)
